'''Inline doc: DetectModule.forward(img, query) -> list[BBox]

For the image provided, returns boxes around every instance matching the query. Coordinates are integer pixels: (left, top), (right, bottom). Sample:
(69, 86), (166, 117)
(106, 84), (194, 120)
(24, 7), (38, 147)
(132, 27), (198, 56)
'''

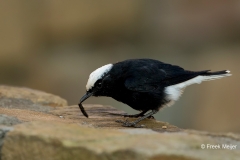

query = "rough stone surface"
(2, 121), (240, 160)
(0, 86), (240, 160)
(0, 126), (13, 160)
(0, 104), (180, 132)
(0, 86), (68, 112)
(50, 104), (181, 131)
(0, 115), (21, 126)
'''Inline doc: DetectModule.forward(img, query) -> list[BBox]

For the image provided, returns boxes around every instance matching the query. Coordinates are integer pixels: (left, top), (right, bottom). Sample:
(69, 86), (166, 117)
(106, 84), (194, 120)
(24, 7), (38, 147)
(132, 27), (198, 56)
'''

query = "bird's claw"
(115, 119), (145, 128)
(115, 120), (125, 123)
(148, 116), (155, 119)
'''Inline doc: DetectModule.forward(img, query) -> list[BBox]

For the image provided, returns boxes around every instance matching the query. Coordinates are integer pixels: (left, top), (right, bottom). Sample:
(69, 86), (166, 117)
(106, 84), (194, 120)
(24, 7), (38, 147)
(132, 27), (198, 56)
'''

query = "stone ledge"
(2, 121), (240, 160)
(0, 86), (239, 160)
(0, 85), (68, 112)
(50, 104), (181, 132)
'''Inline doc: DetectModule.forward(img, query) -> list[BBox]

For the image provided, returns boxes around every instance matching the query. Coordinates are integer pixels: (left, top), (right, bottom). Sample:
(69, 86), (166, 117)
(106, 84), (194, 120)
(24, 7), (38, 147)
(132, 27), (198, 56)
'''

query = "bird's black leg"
(116, 110), (158, 128)
(123, 110), (148, 118)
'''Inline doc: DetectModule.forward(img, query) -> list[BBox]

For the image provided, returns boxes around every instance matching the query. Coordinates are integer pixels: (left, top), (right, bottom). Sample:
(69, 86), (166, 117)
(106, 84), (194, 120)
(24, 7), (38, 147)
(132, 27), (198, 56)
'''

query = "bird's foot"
(122, 114), (154, 119)
(115, 119), (145, 128)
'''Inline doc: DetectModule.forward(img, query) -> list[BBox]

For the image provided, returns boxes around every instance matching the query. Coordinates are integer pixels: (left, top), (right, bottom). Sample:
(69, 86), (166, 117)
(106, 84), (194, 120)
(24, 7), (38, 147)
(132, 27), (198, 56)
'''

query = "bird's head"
(79, 64), (113, 104)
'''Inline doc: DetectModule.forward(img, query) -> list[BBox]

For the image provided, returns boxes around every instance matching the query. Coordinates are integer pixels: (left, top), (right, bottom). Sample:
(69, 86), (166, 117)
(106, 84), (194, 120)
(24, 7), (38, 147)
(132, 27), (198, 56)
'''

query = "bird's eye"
(96, 82), (102, 88)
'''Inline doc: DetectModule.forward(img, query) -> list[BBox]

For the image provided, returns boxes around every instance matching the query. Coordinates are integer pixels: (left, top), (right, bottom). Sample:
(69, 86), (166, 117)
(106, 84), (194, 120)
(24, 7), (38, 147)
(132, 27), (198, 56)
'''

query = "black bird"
(79, 59), (231, 127)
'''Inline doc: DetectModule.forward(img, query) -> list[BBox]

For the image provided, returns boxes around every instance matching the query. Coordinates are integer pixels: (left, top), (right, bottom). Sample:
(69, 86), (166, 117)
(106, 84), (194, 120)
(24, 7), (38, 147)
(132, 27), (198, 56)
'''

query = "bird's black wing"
(124, 60), (206, 92)
(124, 63), (174, 92)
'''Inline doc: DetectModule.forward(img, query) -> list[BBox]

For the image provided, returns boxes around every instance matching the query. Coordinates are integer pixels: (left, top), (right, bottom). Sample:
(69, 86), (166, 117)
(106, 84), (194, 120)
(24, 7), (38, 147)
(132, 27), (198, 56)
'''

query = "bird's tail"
(172, 70), (232, 89)
(199, 70), (232, 81)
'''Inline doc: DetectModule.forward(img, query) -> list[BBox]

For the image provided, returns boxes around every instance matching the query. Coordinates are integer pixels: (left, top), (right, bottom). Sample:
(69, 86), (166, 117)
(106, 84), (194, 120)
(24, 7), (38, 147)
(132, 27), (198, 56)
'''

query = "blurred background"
(0, 1), (239, 133)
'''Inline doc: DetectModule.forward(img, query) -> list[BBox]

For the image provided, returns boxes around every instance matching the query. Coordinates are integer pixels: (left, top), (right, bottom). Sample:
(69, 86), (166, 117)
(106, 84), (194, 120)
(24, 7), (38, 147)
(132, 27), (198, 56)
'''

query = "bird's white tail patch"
(165, 70), (231, 102)
(172, 71), (231, 89)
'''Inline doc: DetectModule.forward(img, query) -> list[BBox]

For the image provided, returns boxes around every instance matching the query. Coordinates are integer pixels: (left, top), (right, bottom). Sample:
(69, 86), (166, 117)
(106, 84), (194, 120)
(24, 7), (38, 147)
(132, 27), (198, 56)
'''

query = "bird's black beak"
(80, 91), (93, 104)
(78, 91), (93, 118)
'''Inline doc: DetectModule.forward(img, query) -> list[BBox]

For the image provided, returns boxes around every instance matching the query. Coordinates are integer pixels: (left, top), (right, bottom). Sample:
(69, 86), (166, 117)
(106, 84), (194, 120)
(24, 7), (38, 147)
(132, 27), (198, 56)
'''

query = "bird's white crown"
(86, 64), (113, 91)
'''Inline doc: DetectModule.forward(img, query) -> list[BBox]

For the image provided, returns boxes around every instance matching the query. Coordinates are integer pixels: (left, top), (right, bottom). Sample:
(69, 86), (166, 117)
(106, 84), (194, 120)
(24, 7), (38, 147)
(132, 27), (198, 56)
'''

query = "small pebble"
(59, 116), (64, 118)
(162, 125), (167, 129)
